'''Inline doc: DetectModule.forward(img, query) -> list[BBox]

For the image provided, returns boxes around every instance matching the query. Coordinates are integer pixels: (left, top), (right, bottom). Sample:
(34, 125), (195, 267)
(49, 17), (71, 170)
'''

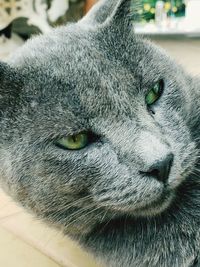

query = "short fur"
(0, 0), (200, 266)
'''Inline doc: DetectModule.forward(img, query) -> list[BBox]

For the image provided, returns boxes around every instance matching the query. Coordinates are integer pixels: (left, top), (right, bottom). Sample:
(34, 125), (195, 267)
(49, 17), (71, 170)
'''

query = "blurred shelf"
(135, 18), (200, 38)
(135, 27), (200, 38)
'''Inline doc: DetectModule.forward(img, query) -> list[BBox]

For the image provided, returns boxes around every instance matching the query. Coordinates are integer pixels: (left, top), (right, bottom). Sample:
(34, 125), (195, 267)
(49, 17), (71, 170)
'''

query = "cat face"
(0, 0), (198, 236)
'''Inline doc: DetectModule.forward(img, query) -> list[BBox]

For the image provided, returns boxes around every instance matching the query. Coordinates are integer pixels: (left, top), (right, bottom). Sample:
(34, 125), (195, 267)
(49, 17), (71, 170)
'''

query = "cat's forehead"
(22, 47), (139, 119)
(10, 22), (167, 84)
(10, 26), (141, 106)
(10, 24), (143, 75)
(8, 24), (173, 124)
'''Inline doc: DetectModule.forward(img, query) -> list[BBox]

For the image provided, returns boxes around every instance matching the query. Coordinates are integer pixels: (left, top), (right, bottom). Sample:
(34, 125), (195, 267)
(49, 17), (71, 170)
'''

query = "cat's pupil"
(145, 79), (164, 106)
(72, 136), (78, 142)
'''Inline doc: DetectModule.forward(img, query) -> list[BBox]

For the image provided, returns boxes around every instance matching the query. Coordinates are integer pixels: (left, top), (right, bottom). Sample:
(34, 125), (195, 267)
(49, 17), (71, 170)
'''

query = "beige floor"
(0, 38), (199, 267)
(0, 227), (60, 267)
(0, 190), (102, 267)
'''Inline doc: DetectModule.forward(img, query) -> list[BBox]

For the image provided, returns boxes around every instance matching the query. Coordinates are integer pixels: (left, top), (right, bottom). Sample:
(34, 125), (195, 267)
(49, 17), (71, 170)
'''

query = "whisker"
(65, 206), (102, 230)
(98, 210), (116, 235)
(46, 195), (93, 213)
(66, 202), (97, 223)
(100, 209), (109, 224)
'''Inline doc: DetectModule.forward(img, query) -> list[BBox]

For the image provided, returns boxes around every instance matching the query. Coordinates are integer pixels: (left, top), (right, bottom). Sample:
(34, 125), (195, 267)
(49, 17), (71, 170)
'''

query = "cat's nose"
(141, 153), (174, 183)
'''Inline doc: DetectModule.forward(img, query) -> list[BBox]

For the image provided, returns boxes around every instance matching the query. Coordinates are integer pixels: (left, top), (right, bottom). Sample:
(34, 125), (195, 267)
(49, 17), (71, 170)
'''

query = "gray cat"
(0, 0), (200, 266)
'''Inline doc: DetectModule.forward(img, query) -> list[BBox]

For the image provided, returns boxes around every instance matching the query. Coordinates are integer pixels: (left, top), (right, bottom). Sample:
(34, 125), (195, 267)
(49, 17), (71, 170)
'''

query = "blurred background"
(0, 0), (200, 74)
(0, 1), (199, 267)
(0, 0), (200, 59)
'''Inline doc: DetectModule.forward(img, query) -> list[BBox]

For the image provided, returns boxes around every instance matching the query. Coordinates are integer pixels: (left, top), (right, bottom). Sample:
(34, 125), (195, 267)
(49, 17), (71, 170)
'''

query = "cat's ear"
(0, 61), (22, 113)
(80, 0), (138, 30)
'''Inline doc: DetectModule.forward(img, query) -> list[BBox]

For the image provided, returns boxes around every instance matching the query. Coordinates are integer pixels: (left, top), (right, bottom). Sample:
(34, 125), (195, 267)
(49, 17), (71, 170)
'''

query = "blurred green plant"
(134, 0), (186, 22)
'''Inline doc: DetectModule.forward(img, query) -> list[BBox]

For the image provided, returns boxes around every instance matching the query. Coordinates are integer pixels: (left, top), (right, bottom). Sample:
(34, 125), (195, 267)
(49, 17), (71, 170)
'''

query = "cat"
(0, 0), (200, 266)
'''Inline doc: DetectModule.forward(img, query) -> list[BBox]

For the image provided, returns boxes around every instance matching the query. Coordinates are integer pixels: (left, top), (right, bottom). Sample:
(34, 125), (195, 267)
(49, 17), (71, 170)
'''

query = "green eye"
(145, 80), (164, 106)
(56, 132), (89, 150)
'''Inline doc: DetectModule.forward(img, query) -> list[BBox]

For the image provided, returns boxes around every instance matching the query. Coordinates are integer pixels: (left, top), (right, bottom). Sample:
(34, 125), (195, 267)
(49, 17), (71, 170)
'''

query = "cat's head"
(0, 0), (199, 237)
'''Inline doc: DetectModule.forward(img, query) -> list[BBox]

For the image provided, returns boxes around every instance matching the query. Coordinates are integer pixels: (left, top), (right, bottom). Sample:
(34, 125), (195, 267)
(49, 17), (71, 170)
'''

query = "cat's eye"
(56, 132), (89, 150)
(145, 80), (164, 106)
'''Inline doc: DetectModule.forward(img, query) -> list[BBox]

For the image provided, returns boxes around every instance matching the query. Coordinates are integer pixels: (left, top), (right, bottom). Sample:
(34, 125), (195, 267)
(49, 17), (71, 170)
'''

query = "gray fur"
(0, 0), (200, 266)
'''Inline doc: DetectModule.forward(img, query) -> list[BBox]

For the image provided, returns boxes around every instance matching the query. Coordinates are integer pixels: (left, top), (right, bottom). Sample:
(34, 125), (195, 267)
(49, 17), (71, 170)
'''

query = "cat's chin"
(130, 191), (175, 217)
(109, 189), (175, 218)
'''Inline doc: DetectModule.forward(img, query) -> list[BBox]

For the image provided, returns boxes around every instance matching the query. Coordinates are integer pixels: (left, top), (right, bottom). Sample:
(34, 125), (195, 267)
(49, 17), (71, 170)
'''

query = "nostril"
(141, 153), (174, 183)
(148, 168), (160, 178)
